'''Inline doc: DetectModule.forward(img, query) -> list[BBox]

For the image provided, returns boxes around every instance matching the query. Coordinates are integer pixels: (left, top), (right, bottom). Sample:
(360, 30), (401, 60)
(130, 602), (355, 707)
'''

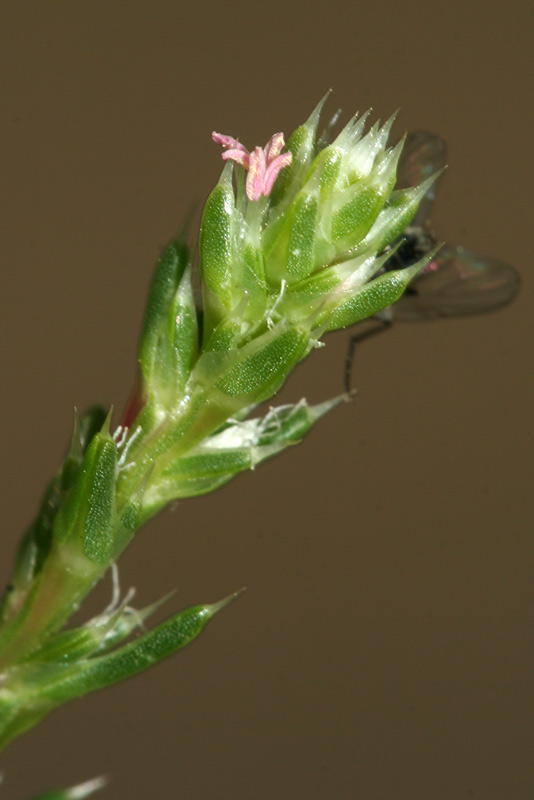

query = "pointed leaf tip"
(306, 89), (332, 132)
(219, 159), (234, 186)
(309, 393), (348, 420)
(208, 587), (246, 616)
(100, 406), (114, 438)
(68, 407), (83, 460)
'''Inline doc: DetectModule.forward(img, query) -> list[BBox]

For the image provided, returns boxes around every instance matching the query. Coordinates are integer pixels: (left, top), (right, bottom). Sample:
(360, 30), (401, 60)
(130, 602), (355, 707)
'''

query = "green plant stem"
(0, 547), (103, 671)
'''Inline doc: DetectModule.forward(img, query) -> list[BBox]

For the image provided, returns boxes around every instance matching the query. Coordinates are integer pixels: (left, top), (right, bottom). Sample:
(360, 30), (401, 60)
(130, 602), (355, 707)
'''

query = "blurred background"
(0, 2), (532, 798)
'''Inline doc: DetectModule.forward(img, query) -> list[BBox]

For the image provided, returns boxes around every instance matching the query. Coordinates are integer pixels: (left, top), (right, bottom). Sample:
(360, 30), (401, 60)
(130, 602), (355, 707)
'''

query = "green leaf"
(0, 595), (240, 749)
(352, 172), (442, 257)
(142, 395), (345, 512)
(82, 444), (117, 564)
(22, 590), (168, 665)
(214, 325), (310, 404)
(0, 407), (108, 627)
(331, 182), (386, 245)
(316, 248), (441, 332)
(53, 425), (118, 565)
(238, 242), (267, 323)
(284, 194), (319, 281)
(199, 166), (237, 335)
(77, 406), (109, 455)
(139, 241), (188, 371)
(171, 265), (199, 397)
(203, 316), (242, 353)
(253, 395), (346, 446)
(315, 146), (343, 195)
(264, 191), (319, 285)
(137, 239), (197, 409)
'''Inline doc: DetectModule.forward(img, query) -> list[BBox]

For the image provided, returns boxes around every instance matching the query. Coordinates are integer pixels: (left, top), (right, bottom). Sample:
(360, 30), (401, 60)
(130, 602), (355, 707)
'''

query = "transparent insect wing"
(391, 131), (520, 320)
(393, 244), (521, 322)
(396, 131), (447, 227)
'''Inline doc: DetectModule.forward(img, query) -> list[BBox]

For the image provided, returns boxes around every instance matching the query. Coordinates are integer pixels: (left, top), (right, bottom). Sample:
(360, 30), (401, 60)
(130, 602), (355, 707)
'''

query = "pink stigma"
(212, 131), (292, 201)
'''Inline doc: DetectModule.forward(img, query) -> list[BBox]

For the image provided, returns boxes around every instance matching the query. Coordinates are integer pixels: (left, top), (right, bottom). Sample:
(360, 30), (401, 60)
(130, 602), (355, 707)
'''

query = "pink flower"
(212, 131), (293, 201)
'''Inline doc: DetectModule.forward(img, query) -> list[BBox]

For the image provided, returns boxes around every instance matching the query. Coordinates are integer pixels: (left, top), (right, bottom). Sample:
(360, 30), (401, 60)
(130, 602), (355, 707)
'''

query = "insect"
(344, 131), (520, 392)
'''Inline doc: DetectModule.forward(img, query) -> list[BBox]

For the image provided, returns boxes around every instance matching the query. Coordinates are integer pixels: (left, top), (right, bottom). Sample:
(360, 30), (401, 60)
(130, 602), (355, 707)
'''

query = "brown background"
(0, 2), (532, 798)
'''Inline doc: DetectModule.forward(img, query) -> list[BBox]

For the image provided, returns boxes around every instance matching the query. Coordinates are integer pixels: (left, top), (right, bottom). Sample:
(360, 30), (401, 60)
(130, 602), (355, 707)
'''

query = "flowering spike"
(0, 100), (460, 751)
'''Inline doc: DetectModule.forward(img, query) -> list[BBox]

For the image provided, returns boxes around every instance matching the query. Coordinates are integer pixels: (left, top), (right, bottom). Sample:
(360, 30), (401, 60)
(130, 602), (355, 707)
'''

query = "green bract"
(0, 99), (439, 754)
